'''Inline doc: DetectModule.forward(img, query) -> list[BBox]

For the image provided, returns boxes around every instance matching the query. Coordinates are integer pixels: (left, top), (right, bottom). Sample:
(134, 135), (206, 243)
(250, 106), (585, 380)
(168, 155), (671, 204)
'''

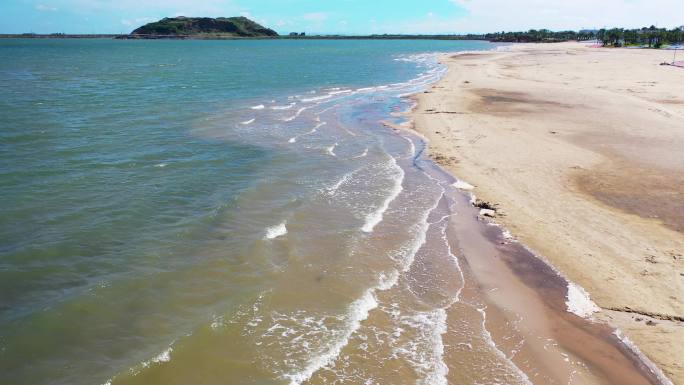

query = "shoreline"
(380, 116), (668, 383)
(410, 42), (683, 383)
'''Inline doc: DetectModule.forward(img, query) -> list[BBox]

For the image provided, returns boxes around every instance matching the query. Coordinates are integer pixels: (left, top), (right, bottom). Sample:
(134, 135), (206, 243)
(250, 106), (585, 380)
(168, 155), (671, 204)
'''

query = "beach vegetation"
(597, 25), (683, 48)
(480, 26), (682, 47)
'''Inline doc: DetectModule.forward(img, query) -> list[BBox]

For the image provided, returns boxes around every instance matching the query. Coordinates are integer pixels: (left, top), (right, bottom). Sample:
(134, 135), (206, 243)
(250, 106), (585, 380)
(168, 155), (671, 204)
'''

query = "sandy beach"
(412, 42), (684, 383)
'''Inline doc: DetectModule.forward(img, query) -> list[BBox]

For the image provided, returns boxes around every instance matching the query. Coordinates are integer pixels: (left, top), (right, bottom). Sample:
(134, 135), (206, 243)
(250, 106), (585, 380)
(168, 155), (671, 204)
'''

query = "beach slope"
(412, 42), (684, 383)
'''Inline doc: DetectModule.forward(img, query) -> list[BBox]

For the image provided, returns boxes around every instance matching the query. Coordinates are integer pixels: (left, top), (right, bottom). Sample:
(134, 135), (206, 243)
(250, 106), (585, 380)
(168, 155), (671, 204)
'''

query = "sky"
(1, 0), (683, 35)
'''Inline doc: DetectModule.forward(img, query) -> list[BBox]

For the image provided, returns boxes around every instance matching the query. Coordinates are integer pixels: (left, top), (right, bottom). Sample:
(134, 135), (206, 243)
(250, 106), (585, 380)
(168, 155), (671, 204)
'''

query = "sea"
(0, 39), (665, 385)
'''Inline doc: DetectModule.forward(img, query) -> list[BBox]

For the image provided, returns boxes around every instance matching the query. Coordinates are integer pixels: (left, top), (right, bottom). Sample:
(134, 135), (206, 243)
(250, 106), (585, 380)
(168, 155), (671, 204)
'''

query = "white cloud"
(301, 12), (327, 22)
(120, 17), (156, 27)
(291, 12), (327, 31)
(449, 0), (684, 32)
(65, 0), (238, 18)
(36, 4), (58, 12)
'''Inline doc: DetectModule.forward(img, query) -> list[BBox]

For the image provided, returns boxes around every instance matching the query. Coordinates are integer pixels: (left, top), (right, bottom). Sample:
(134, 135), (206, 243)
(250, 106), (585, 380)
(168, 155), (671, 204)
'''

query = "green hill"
(131, 16), (278, 37)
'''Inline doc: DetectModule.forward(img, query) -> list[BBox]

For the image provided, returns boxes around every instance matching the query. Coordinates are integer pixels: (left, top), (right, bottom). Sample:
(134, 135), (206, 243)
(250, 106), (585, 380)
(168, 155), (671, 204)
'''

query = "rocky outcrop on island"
(130, 16), (278, 38)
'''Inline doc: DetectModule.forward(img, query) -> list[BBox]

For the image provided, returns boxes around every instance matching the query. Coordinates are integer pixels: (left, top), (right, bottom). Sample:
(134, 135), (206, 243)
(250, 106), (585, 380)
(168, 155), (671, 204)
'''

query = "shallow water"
(0, 39), (664, 385)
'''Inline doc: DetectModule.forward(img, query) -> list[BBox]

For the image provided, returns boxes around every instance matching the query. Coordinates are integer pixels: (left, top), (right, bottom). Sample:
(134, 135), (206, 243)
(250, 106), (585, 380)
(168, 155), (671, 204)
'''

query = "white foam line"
(329, 89), (352, 95)
(300, 94), (333, 103)
(325, 143), (338, 157)
(272, 103), (296, 110)
(241, 118), (255, 125)
(477, 307), (533, 385)
(251, 104), (265, 110)
(398, 135), (416, 158)
(383, 201), (457, 385)
(613, 330), (675, 385)
(285, 272), (397, 385)
(419, 309), (449, 385)
(316, 105), (337, 115)
(143, 347), (173, 367)
(306, 122), (326, 135)
(326, 169), (356, 196)
(339, 125), (357, 137)
(282, 107), (309, 122)
(441, 217), (465, 303)
(105, 340), (177, 383)
(411, 217), (463, 385)
(400, 218), (459, 385)
(396, 189), (444, 272)
(288, 122), (326, 144)
(361, 157), (404, 233)
(351, 148), (368, 159)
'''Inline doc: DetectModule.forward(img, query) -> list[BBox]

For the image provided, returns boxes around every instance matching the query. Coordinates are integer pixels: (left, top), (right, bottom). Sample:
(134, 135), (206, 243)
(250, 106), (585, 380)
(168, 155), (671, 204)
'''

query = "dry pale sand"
(412, 42), (684, 383)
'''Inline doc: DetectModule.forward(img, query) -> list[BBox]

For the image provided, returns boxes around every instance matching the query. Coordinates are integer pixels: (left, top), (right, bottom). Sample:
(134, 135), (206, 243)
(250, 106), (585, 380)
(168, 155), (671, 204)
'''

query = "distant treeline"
(1, 33), (122, 38)
(480, 29), (595, 42)
(596, 26), (684, 48)
(280, 26), (684, 46)
(4, 26), (684, 47)
(479, 26), (684, 47)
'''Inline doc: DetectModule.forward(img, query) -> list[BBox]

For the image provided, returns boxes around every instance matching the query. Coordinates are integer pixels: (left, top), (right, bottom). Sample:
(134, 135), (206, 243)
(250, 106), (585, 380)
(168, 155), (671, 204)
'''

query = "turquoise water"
(1, 39), (495, 385)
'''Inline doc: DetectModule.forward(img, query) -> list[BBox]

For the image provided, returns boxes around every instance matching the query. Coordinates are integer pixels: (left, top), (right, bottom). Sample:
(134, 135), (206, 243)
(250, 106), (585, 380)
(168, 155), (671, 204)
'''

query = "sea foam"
(284, 272), (398, 385)
(300, 94), (333, 103)
(325, 143), (338, 157)
(265, 222), (288, 240)
(282, 107), (308, 122)
(272, 103), (296, 110)
(284, 289), (377, 385)
(362, 157), (404, 233)
(396, 309), (449, 385)
(452, 180), (474, 190)
(477, 307), (533, 385)
(565, 282), (600, 318)
(326, 170), (355, 196)
(352, 148), (368, 159)
(613, 330), (675, 385)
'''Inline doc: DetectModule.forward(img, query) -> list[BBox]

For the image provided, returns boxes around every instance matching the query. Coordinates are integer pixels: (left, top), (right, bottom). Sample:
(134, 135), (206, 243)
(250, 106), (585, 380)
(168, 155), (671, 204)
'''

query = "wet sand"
(411, 42), (684, 383)
(435, 161), (664, 385)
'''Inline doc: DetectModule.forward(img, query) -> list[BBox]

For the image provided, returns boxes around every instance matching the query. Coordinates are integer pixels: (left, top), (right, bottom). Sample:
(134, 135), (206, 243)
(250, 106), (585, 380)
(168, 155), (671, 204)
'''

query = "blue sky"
(1, 0), (683, 34)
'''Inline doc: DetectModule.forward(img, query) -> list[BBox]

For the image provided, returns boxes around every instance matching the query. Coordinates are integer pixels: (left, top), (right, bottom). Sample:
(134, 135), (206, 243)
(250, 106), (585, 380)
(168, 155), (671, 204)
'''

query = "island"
(121, 16), (278, 39)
